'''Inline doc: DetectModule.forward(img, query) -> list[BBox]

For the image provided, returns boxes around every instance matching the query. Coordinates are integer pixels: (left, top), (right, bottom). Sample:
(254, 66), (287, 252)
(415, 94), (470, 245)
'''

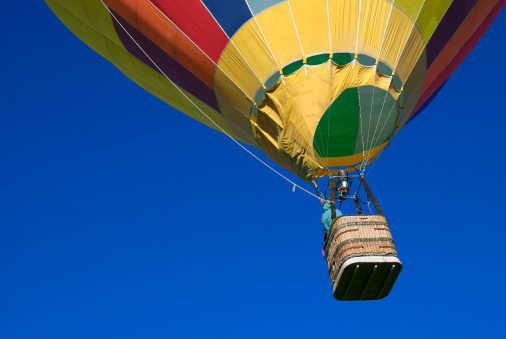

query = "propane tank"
(335, 170), (350, 200)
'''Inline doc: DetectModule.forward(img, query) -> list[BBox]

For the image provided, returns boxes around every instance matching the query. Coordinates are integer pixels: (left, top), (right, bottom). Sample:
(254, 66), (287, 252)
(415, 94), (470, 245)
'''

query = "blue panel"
(201, 0), (252, 37)
(246, 0), (285, 15)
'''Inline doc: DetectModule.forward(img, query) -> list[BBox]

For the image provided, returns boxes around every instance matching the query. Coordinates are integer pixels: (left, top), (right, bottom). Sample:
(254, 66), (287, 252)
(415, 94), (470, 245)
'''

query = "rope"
(100, 1), (323, 201)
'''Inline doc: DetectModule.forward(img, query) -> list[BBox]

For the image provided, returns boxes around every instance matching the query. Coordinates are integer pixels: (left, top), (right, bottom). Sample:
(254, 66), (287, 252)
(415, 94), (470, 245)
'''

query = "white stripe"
(355, 0), (362, 54)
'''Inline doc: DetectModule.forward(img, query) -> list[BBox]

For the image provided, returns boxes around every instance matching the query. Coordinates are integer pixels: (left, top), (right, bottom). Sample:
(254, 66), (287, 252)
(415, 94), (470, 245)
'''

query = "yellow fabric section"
(229, 21), (278, 84)
(379, 5), (416, 72)
(289, 0), (330, 56)
(416, 0), (452, 42)
(395, 50), (427, 131)
(257, 81), (323, 180)
(255, 1), (303, 67)
(45, 0), (247, 145)
(217, 44), (261, 101)
(316, 141), (388, 168)
(254, 61), (400, 181)
(328, 0), (359, 52)
(394, 0), (424, 21)
(214, 68), (253, 114)
(357, 0), (391, 57)
(395, 22), (426, 84)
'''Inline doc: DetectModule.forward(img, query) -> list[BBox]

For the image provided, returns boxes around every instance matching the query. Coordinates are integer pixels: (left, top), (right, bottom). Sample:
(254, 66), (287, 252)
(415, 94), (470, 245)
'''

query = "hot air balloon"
(45, 0), (505, 300)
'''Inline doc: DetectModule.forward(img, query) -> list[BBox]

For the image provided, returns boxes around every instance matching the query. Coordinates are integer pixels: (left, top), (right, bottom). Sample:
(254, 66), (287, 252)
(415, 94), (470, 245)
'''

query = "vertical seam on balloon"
(323, 0), (332, 168)
(377, 1), (394, 72)
(287, 0), (307, 76)
(229, 40), (263, 85)
(393, 0), (426, 79)
(355, 0), (362, 58)
(326, 0), (332, 54)
(244, 2), (283, 84)
(198, 0), (231, 39)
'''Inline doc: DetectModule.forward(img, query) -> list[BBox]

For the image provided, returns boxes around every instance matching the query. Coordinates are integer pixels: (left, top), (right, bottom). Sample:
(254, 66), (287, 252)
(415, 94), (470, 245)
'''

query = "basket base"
(332, 256), (402, 301)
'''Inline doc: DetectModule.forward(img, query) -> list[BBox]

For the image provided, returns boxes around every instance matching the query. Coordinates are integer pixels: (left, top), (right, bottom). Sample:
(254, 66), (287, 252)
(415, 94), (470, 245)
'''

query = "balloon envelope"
(45, 0), (505, 180)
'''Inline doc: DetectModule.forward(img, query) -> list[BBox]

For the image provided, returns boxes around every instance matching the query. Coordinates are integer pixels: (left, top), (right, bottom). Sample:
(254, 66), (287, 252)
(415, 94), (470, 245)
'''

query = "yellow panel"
(255, 1), (303, 67)
(283, 62), (334, 133)
(394, 0), (424, 21)
(321, 141), (388, 167)
(416, 0), (452, 42)
(379, 5), (416, 72)
(289, 0), (330, 56)
(357, 0), (391, 56)
(328, 0), (359, 52)
(230, 20), (278, 84)
(395, 26), (426, 84)
(214, 68), (253, 119)
(218, 43), (261, 101)
(82, 0), (123, 46)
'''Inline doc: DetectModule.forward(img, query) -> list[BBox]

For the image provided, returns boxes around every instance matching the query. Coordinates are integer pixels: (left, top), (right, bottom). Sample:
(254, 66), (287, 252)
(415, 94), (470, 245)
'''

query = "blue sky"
(1, 2), (505, 338)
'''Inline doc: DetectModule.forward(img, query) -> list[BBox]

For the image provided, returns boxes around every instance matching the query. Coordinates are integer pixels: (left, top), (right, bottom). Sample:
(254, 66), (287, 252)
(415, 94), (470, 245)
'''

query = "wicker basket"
(324, 214), (402, 300)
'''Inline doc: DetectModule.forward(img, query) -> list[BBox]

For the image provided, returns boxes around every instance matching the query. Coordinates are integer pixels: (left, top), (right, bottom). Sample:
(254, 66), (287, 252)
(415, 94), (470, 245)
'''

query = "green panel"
(307, 54), (330, 65)
(313, 87), (360, 158)
(282, 60), (304, 75)
(332, 53), (353, 65)
(354, 86), (398, 154)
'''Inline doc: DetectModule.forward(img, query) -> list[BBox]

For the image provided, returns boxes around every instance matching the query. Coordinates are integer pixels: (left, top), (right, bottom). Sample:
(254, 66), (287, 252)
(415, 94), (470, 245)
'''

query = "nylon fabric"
(394, 0), (424, 21)
(426, 0), (479, 67)
(103, 0), (216, 88)
(421, 0), (499, 95)
(322, 141), (388, 167)
(289, 0), (330, 57)
(247, 0), (285, 15)
(201, 0), (252, 37)
(217, 43), (262, 101)
(395, 23), (426, 84)
(255, 2), (303, 68)
(112, 11), (220, 111)
(416, 0), (453, 41)
(228, 21), (278, 83)
(357, 0), (391, 56)
(411, 0), (505, 120)
(255, 61), (400, 180)
(328, 0), (359, 52)
(149, 0), (229, 62)
(379, 5), (416, 72)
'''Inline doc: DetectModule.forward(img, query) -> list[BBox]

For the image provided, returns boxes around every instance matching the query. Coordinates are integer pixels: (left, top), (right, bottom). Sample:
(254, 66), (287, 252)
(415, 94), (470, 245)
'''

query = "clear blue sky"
(1, 2), (505, 338)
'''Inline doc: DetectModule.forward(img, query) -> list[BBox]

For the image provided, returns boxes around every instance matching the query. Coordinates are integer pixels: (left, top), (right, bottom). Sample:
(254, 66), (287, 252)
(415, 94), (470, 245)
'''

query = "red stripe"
(411, 0), (506, 117)
(150, 0), (229, 63)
